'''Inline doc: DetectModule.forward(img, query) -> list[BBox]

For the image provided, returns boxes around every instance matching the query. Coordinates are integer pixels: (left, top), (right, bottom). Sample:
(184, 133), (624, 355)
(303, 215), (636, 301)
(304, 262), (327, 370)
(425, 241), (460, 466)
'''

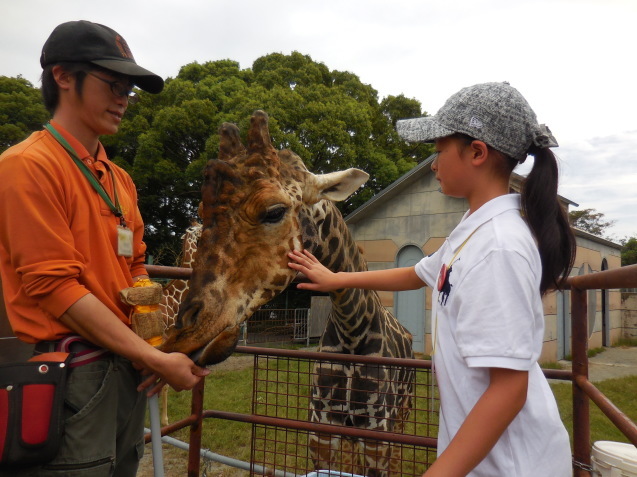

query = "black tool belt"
(0, 353), (71, 468)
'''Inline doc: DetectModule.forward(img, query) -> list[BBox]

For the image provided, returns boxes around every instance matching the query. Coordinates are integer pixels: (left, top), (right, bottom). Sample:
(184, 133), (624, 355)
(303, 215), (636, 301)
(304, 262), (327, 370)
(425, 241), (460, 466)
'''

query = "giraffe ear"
(305, 168), (369, 203)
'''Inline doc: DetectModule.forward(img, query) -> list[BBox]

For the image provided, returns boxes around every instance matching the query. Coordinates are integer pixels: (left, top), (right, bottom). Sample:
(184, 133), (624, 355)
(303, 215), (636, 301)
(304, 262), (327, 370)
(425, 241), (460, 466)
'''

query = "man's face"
(69, 69), (135, 138)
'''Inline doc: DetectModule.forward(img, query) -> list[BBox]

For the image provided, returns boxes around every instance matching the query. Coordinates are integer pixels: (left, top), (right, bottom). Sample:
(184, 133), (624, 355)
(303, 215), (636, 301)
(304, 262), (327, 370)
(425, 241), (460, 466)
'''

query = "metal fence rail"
(566, 264), (637, 476)
(145, 263), (637, 477)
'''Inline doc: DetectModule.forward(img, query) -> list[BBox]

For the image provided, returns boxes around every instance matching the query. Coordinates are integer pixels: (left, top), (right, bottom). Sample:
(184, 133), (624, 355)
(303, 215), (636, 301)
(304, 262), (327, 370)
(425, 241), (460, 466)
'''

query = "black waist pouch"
(0, 352), (71, 468)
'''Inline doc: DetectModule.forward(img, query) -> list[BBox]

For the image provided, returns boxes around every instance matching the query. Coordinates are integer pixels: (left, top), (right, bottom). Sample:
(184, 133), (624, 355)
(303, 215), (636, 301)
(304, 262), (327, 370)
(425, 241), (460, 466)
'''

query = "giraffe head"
(160, 111), (368, 365)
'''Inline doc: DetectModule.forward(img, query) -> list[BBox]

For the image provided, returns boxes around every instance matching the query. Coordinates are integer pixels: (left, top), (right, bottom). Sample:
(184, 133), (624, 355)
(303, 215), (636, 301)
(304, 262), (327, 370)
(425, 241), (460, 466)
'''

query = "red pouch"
(0, 352), (70, 469)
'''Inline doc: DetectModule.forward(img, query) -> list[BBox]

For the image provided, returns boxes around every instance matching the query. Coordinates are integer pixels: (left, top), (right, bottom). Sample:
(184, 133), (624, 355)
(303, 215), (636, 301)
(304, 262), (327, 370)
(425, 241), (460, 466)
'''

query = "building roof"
(346, 153), (579, 224)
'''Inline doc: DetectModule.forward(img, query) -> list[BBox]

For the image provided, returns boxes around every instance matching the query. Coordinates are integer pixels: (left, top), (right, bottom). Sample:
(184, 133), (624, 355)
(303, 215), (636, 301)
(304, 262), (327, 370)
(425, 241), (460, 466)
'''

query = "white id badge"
(117, 226), (134, 257)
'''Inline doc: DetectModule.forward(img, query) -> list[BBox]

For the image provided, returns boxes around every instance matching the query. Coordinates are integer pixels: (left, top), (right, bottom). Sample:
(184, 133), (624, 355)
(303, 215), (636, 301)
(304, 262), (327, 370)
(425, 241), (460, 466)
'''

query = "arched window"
(395, 245), (425, 354)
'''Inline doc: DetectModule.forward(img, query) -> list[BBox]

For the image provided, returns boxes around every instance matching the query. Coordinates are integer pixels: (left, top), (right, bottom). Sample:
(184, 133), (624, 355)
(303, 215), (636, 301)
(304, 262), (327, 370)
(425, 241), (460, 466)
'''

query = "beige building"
(346, 155), (623, 362)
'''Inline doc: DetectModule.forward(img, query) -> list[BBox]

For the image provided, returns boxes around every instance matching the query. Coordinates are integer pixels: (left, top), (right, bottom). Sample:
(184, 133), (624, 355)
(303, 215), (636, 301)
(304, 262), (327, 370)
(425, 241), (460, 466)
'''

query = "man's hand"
(60, 293), (210, 396)
(135, 352), (209, 397)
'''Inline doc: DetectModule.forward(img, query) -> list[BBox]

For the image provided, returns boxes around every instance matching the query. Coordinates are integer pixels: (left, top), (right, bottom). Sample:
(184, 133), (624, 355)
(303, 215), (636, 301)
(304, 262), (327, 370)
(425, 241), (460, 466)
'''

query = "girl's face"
(431, 136), (475, 199)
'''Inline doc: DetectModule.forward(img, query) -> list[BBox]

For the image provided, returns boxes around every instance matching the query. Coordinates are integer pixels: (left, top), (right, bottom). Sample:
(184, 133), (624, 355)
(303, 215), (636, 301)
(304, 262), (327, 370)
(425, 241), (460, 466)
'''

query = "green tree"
(1, 54), (433, 262)
(569, 208), (616, 238)
(620, 237), (637, 266)
(0, 76), (49, 154)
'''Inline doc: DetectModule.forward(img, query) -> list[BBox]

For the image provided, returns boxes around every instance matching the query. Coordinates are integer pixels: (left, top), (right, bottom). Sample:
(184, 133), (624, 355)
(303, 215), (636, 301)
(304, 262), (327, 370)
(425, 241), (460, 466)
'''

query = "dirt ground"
(558, 345), (637, 382)
(138, 442), (250, 477)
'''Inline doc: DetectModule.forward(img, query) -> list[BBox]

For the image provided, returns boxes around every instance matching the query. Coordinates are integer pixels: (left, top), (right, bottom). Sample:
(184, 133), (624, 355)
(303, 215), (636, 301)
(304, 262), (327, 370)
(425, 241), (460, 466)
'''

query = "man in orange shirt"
(0, 20), (208, 476)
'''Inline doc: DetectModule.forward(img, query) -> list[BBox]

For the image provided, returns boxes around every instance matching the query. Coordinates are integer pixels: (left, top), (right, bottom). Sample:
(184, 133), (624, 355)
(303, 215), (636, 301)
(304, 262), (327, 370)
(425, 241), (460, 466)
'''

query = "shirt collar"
(447, 194), (522, 250)
(48, 120), (107, 164)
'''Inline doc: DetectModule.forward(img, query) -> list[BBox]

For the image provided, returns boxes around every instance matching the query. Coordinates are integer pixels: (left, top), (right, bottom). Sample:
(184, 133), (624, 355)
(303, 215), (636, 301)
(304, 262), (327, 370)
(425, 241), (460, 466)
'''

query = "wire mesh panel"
(247, 309), (310, 346)
(250, 352), (438, 476)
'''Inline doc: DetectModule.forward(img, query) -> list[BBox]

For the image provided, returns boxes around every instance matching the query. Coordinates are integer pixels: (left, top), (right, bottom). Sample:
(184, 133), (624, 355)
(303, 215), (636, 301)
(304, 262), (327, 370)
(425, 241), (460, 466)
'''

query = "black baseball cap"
(40, 20), (164, 94)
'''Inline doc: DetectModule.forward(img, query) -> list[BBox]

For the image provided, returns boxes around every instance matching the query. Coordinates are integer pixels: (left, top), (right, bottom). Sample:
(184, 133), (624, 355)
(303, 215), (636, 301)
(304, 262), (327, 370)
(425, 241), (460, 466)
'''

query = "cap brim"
(396, 117), (454, 143)
(91, 59), (164, 94)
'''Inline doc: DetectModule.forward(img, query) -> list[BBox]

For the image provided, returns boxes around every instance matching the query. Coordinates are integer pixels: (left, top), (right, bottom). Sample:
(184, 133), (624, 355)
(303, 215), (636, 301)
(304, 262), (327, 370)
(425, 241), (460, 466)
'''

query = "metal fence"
(249, 349), (438, 476)
(145, 263), (637, 477)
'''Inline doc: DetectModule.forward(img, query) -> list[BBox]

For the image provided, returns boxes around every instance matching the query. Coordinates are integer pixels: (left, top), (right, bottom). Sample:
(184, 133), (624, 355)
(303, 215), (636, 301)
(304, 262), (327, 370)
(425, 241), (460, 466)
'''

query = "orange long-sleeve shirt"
(0, 121), (147, 342)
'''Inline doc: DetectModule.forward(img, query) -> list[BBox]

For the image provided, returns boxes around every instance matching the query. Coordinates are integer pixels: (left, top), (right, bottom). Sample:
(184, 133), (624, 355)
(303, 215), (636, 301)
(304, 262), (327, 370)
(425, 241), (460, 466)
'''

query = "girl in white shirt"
(288, 82), (575, 477)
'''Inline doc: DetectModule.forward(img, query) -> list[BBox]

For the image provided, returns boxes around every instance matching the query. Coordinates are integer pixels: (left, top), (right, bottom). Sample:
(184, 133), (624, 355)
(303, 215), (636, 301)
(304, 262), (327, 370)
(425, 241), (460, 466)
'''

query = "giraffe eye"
(262, 205), (288, 224)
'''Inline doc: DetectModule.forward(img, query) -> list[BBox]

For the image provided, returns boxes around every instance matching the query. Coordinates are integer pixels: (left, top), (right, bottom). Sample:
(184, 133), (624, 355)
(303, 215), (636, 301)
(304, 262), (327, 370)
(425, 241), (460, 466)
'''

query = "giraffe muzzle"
(190, 323), (241, 365)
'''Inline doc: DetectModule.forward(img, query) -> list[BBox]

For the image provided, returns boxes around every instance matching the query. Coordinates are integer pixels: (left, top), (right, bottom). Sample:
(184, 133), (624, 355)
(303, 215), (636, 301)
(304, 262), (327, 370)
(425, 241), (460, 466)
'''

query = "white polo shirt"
(415, 194), (571, 477)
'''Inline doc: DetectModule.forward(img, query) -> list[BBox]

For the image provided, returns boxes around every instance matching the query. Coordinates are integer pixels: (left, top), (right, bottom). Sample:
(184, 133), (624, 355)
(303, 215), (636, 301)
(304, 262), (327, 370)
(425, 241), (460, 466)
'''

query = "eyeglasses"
(86, 72), (139, 104)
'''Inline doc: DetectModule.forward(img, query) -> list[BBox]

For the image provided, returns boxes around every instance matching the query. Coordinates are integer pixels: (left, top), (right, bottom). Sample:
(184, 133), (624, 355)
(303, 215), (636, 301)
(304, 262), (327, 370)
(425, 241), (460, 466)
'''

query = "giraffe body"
(159, 224), (202, 327)
(156, 223), (201, 426)
(160, 111), (414, 476)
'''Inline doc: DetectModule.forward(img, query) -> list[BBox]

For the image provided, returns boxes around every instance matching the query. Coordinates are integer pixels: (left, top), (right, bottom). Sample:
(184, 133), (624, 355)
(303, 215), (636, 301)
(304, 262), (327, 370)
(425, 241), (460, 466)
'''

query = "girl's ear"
(470, 140), (489, 167)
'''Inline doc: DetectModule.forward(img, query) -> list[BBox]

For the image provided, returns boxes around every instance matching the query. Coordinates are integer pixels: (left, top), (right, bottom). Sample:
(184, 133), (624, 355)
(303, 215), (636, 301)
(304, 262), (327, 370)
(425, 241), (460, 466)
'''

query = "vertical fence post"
(187, 378), (205, 477)
(571, 286), (592, 477)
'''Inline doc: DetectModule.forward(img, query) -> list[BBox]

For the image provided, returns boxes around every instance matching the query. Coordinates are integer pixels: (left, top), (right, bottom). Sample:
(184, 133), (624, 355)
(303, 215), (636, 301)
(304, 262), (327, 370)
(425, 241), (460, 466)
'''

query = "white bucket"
(591, 441), (637, 477)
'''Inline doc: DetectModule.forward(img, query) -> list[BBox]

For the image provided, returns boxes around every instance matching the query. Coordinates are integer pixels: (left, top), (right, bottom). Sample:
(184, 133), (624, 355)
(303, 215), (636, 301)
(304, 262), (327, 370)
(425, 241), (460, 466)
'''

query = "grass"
(563, 346), (607, 361)
(550, 375), (637, 445)
(615, 337), (637, 347)
(539, 360), (564, 369)
(157, 362), (255, 464)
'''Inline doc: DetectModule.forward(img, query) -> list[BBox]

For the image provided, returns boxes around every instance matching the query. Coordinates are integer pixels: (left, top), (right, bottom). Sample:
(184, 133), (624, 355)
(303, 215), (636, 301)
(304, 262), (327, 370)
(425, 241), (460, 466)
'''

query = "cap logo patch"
(469, 116), (483, 129)
(115, 35), (134, 59)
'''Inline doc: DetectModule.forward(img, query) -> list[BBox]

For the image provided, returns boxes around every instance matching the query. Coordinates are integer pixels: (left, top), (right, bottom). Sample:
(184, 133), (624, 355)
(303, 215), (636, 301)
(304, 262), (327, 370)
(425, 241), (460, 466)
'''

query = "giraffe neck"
(181, 226), (202, 269)
(309, 202), (396, 353)
(160, 225), (202, 326)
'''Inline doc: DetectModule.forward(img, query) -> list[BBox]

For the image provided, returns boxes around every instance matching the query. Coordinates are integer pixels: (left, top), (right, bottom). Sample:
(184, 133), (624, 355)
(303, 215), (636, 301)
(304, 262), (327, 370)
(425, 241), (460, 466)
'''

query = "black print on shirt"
(439, 265), (453, 306)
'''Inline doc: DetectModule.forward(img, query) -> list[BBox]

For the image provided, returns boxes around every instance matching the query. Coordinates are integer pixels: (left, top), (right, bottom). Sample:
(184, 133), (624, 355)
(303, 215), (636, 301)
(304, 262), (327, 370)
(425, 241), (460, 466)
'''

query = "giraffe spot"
(321, 214), (332, 237)
(271, 274), (288, 287)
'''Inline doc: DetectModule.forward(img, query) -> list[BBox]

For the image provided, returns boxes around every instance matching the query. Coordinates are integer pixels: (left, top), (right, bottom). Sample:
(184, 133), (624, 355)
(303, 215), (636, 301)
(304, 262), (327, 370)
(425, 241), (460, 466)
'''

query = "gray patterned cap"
(396, 82), (557, 162)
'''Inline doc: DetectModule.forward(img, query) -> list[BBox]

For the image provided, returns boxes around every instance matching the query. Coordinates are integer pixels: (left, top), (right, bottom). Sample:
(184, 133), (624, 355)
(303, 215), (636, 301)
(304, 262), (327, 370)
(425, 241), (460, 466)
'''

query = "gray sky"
(2, 0), (636, 240)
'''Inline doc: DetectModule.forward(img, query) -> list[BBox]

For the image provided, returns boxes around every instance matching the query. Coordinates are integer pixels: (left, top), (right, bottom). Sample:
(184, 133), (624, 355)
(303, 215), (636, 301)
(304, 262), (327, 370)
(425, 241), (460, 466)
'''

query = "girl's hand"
(288, 249), (341, 292)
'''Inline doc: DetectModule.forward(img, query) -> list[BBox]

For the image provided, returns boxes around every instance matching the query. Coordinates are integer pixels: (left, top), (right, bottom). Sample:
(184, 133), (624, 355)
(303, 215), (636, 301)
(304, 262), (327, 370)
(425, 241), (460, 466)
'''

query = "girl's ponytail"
(521, 147), (576, 294)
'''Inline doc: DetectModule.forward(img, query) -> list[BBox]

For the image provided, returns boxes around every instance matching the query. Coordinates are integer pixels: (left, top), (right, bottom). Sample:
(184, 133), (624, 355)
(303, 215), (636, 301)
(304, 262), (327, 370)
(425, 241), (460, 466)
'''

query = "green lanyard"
(44, 123), (125, 226)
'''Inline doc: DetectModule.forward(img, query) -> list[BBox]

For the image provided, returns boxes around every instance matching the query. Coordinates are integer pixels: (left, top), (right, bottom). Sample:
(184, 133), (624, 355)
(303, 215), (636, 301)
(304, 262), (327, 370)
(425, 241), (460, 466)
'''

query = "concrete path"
(558, 346), (637, 382)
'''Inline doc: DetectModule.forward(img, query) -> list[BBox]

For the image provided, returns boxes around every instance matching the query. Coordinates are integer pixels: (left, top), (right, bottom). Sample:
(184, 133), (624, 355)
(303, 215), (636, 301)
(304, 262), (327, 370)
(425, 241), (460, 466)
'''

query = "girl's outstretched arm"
(423, 367), (529, 476)
(287, 249), (425, 292)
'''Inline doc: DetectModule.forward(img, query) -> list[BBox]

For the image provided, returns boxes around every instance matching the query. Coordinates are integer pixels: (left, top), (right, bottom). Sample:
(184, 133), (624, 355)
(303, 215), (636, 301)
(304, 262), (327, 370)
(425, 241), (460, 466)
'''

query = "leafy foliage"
(2, 53), (435, 261)
(0, 76), (49, 154)
(620, 236), (637, 266)
(568, 208), (616, 238)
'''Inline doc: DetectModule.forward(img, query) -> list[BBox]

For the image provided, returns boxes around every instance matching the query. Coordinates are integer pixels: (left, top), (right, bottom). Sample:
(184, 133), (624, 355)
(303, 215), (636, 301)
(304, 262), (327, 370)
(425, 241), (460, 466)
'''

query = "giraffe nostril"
(177, 302), (201, 328)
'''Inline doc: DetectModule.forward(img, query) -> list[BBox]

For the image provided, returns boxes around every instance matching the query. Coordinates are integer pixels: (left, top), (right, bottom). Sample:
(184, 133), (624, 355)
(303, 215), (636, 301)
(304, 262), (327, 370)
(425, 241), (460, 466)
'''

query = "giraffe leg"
(311, 432), (357, 472)
(351, 439), (367, 476)
(387, 395), (412, 476)
(160, 386), (169, 426)
(361, 439), (390, 477)
(309, 432), (335, 470)
(340, 438), (365, 476)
